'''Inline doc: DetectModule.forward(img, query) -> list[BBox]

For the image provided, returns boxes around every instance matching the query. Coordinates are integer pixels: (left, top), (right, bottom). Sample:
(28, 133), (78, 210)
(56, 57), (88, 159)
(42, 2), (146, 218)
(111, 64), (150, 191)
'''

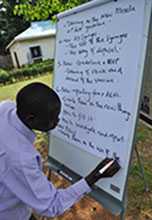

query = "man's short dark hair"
(16, 82), (61, 120)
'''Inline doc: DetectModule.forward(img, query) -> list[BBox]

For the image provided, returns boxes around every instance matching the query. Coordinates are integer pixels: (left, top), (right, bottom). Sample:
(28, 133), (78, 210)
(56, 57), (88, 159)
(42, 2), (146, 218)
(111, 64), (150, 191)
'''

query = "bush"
(6, 59), (54, 84)
(0, 69), (10, 84)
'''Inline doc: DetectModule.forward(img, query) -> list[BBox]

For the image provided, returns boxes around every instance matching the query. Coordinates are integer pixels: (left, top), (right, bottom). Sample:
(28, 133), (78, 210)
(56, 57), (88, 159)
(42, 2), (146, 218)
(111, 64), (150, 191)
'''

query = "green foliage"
(136, 130), (147, 142)
(0, 0), (89, 53)
(0, 69), (9, 83)
(13, 0), (89, 21)
(0, 1), (29, 54)
(0, 59), (53, 85)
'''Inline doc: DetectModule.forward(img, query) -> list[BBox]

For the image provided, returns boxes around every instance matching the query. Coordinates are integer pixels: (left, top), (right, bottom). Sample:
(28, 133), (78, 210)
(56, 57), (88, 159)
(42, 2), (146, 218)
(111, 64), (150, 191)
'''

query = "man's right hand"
(85, 158), (120, 187)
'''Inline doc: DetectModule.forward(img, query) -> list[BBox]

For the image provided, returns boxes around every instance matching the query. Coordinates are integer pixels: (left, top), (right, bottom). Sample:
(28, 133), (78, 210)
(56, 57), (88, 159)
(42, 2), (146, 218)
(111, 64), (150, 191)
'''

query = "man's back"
(0, 101), (35, 220)
(0, 83), (120, 220)
(0, 100), (91, 220)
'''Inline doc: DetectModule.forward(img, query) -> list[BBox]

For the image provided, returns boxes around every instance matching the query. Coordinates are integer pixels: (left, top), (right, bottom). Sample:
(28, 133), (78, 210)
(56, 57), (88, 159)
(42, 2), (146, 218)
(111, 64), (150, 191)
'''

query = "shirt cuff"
(71, 178), (92, 196)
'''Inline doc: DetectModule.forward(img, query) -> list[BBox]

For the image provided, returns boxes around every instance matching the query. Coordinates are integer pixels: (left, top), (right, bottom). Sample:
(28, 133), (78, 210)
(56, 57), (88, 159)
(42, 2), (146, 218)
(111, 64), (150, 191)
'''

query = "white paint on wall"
(9, 36), (56, 68)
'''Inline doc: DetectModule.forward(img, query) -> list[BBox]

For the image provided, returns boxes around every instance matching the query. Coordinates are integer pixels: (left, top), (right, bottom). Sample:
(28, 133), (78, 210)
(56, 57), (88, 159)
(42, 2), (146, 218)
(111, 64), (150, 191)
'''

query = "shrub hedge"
(0, 59), (53, 85)
(0, 69), (10, 84)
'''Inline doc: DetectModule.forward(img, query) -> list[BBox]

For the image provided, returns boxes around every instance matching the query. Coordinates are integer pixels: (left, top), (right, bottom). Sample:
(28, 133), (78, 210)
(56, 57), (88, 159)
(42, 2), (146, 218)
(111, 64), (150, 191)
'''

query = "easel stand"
(47, 157), (127, 220)
(135, 145), (149, 192)
(34, 147), (148, 220)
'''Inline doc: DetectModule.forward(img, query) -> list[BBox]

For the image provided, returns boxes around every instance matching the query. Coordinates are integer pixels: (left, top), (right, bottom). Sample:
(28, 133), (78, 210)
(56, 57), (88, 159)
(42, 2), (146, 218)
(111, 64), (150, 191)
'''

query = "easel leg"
(119, 193), (127, 220)
(135, 146), (149, 192)
(120, 209), (125, 220)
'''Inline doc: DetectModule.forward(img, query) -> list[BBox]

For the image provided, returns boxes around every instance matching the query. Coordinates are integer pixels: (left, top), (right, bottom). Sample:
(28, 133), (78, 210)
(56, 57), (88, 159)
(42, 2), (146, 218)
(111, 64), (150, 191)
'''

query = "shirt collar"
(11, 108), (36, 144)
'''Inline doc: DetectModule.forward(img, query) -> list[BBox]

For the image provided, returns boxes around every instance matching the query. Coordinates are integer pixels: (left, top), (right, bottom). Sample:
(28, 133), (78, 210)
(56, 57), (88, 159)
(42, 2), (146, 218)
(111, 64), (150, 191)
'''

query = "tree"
(0, 0), (29, 54)
(0, 0), (89, 54)
(13, 0), (89, 21)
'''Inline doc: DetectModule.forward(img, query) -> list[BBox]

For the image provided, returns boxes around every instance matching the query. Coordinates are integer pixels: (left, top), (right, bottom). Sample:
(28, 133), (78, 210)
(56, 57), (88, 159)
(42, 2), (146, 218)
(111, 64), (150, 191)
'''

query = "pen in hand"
(85, 158), (121, 187)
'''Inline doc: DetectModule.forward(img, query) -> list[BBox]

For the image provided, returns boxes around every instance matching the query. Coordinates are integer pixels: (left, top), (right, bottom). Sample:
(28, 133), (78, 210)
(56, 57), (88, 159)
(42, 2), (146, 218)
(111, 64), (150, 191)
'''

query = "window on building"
(30, 46), (42, 63)
(30, 45), (42, 57)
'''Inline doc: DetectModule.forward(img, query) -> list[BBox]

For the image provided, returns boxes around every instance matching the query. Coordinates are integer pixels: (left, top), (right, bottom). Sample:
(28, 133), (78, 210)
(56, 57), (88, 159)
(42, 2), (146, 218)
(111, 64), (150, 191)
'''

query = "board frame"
(48, 0), (152, 218)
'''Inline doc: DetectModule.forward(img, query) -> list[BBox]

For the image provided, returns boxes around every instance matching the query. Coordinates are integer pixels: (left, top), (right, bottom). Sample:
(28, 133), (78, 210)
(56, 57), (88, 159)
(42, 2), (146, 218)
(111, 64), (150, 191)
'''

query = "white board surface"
(50, 0), (151, 201)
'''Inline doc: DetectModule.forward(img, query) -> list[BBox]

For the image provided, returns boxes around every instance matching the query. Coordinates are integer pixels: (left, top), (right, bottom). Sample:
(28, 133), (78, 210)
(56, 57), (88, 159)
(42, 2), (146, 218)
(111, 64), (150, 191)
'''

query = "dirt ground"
(34, 120), (152, 220)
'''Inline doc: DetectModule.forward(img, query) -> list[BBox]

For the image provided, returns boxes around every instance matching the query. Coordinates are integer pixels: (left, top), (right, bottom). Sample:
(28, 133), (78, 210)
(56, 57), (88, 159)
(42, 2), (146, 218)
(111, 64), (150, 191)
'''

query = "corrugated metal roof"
(7, 20), (56, 49)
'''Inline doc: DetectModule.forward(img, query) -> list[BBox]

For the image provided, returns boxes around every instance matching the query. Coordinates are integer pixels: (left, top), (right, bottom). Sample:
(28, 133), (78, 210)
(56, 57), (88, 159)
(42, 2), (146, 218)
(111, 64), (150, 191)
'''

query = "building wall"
(9, 36), (56, 68)
(10, 42), (21, 68)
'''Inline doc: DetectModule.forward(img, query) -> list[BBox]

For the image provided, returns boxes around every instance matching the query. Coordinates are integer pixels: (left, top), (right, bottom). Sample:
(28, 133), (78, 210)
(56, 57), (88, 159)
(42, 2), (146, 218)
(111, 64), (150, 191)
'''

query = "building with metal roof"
(7, 20), (56, 68)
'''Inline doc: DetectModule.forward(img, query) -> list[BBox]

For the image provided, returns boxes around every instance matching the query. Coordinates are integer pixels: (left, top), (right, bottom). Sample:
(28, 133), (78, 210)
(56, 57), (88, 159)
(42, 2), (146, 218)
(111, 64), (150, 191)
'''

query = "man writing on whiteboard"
(0, 82), (120, 220)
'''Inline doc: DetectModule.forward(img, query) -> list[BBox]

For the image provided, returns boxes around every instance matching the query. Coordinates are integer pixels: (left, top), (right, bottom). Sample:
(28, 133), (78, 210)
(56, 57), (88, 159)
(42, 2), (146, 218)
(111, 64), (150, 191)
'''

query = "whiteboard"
(49, 0), (151, 201)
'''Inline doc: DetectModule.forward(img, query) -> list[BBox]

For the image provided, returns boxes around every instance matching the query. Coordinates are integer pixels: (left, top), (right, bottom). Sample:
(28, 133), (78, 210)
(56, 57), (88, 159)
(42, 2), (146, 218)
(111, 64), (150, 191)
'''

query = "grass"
(0, 73), (52, 101)
(127, 122), (152, 219)
(0, 73), (152, 219)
